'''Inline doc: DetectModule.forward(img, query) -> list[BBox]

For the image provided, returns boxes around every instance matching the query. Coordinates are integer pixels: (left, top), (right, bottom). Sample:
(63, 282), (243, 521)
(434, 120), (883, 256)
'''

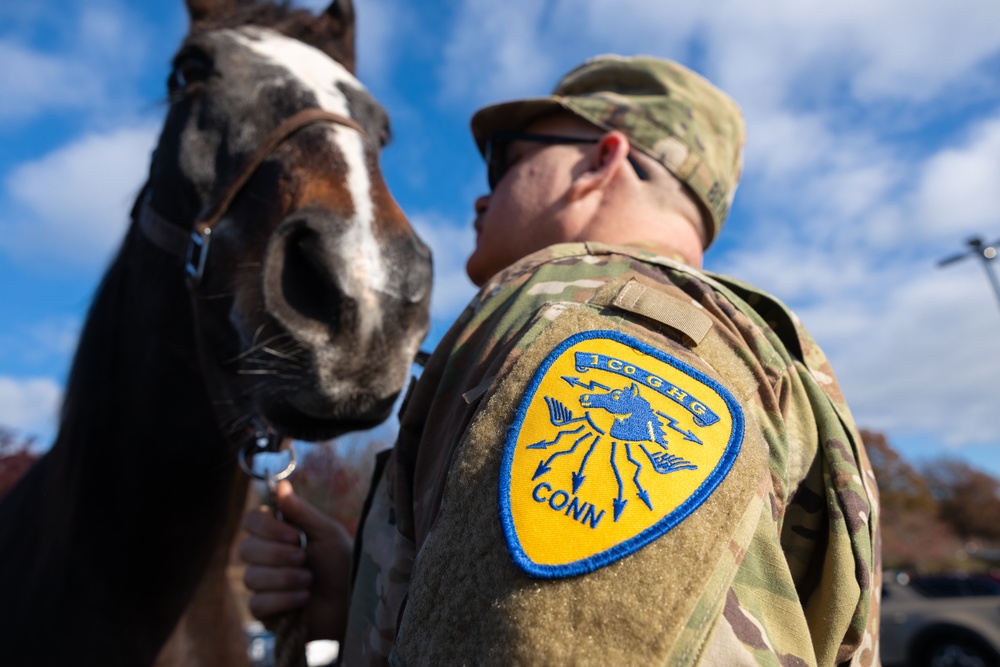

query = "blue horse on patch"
(580, 383), (697, 474)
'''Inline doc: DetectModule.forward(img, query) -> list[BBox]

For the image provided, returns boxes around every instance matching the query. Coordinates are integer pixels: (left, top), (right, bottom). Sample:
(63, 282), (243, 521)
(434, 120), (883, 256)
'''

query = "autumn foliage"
(0, 428), (38, 499)
(290, 435), (388, 536)
(862, 429), (1000, 571)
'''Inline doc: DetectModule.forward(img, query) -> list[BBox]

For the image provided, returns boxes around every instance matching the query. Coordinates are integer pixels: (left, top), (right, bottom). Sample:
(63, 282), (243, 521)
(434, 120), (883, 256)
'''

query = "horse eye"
(168, 52), (212, 94)
(378, 122), (392, 148)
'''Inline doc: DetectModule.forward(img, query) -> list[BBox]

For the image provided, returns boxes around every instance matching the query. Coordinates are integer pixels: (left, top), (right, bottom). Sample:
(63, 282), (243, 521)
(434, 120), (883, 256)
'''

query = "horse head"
(138, 0), (432, 441)
(580, 383), (668, 444)
(580, 383), (646, 415)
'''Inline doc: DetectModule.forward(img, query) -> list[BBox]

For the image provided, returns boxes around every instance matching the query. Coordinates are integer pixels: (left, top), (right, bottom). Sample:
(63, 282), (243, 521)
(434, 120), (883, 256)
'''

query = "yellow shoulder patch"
(499, 330), (744, 578)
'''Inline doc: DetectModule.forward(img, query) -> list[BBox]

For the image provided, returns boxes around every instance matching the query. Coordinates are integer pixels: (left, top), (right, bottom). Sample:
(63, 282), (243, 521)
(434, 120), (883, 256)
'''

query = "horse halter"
(136, 107), (369, 473)
(138, 107), (368, 286)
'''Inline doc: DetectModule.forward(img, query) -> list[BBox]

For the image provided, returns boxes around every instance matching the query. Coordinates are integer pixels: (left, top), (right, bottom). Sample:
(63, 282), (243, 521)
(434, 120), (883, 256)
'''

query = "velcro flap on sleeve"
(610, 278), (713, 345)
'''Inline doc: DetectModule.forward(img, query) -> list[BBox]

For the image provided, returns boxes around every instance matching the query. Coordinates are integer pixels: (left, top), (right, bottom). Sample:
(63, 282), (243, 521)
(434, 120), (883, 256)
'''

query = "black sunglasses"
(485, 131), (650, 190)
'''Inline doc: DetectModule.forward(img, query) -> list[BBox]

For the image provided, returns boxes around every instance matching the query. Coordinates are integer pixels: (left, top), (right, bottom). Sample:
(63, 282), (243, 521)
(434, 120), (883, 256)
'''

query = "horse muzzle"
(263, 207), (431, 333)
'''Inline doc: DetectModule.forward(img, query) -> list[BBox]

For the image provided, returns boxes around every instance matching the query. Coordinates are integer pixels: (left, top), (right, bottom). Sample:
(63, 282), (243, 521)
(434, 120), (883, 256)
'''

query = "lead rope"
(239, 426), (309, 667)
(267, 607), (309, 667)
(264, 477), (309, 667)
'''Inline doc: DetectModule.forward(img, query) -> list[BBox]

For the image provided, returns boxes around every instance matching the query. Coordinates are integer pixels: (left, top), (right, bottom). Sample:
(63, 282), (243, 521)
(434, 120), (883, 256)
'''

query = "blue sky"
(3, 0), (1000, 477)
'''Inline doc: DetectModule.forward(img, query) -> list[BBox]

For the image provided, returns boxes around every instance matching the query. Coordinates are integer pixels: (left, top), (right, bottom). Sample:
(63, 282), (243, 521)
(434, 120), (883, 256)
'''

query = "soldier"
(241, 54), (880, 666)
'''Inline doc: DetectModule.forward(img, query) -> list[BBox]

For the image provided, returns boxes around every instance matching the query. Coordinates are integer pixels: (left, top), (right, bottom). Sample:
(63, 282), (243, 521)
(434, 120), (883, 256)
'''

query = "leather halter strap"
(138, 107), (368, 285)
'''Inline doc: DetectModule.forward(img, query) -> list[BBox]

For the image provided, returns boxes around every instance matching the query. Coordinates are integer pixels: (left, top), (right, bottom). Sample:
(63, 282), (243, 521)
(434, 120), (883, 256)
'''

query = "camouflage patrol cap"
(471, 55), (746, 247)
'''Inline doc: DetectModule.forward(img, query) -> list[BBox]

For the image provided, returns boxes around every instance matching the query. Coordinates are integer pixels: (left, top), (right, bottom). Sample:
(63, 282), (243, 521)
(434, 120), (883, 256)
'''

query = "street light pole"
(937, 236), (1000, 311)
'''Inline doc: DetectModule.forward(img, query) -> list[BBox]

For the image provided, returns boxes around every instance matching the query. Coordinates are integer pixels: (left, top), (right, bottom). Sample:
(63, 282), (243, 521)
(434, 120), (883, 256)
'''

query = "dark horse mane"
(190, 0), (357, 72)
(0, 225), (243, 664)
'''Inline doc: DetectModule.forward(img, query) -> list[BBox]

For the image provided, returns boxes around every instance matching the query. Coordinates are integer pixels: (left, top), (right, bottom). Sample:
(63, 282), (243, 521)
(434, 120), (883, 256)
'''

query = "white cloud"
(741, 111), (836, 183)
(355, 0), (410, 84)
(1, 123), (158, 267)
(841, 1), (1000, 102)
(0, 0), (159, 123)
(439, 0), (560, 105)
(0, 376), (61, 439)
(440, 0), (1000, 114)
(808, 266), (1000, 446)
(411, 214), (478, 321)
(704, 0), (1000, 108)
(914, 115), (1000, 241)
(0, 40), (105, 121)
(0, 316), (81, 371)
(79, 5), (134, 58)
(27, 317), (80, 359)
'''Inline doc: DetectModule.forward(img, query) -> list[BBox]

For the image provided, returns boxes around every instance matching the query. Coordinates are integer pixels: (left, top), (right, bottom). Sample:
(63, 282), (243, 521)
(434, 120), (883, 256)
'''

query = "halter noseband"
(138, 107), (368, 285)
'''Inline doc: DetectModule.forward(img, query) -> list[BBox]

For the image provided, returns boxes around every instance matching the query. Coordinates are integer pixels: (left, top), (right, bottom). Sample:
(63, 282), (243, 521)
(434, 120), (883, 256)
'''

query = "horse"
(580, 383), (672, 446)
(580, 384), (697, 475)
(0, 0), (432, 664)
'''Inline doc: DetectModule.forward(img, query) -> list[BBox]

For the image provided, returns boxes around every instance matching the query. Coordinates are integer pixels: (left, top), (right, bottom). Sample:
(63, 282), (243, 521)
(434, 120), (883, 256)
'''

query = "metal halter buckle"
(238, 425), (296, 483)
(185, 228), (212, 284)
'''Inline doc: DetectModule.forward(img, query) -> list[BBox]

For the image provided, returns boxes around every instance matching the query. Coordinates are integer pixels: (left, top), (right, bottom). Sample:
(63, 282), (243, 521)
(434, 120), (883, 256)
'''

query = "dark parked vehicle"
(881, 573), (1000, 667)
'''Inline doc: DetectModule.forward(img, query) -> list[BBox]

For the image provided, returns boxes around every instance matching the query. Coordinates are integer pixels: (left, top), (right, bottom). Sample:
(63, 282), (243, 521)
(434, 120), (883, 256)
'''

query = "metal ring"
(238, 443), (297, 482)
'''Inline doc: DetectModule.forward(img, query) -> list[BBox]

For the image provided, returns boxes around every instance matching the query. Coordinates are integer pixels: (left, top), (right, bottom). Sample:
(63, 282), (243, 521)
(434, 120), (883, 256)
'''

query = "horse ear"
(320, 0), (357, 73)
(630, 383), (639, 396)
(185, 0), (235, 23)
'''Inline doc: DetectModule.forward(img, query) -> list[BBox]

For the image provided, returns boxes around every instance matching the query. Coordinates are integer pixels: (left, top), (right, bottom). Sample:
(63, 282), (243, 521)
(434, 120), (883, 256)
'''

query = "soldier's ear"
(568, 131), (631, 201)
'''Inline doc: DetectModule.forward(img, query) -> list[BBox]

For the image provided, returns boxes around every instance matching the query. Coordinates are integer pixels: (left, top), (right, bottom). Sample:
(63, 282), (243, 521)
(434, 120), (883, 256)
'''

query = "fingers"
(238, 533), (307, 568)
(242, 505), (302, 546)
(244, 563), (312, 591)
(272, 480), (341, 535)
(241, 538), (313, 620)
(247, 590), (310, 620)
(238, 480), (353, 628)
(243, 482), (346, 548)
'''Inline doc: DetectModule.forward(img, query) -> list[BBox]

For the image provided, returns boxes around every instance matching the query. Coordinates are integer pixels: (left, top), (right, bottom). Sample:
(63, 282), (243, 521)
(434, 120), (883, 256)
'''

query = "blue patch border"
(498, 329), (745, 579)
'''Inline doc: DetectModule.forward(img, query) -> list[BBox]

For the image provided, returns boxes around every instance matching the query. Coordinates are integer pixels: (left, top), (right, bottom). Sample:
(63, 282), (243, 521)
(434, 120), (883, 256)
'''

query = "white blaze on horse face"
(229, 28), (387, 317)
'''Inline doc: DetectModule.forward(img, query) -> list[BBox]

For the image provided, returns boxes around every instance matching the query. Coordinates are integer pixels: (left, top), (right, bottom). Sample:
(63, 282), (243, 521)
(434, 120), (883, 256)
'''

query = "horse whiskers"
(242, 361), (306, 374)
(226, 413), (255, 435)
(231, 333), (296, 362)
(221, 414), (255, 439)
(242, 375), (303, 394)
(241, 381), (270, 396)
(244, 358), (307, 373)
(201, 291), (238, 301)
(242, 371), (305, 383)
(243, 375), (298, 391)
(261, 346), (298, 361)
(249, 324), (269, 349)
(242, 358), (291, 369)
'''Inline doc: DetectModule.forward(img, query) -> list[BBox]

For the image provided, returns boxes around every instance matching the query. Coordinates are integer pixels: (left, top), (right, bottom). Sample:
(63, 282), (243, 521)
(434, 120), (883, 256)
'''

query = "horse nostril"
(281, 226), (343, 324)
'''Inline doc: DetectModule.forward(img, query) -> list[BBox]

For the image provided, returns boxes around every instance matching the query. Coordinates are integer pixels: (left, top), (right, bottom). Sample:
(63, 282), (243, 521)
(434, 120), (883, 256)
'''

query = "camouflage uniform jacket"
(341, 242), (880, 667)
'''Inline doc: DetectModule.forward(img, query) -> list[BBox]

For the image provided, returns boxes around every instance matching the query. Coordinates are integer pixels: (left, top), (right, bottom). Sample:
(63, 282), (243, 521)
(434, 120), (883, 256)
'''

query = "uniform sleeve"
(695, 278), (880, 667)
(389, 284), (778, 666)
(388, 258), (879, 667)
